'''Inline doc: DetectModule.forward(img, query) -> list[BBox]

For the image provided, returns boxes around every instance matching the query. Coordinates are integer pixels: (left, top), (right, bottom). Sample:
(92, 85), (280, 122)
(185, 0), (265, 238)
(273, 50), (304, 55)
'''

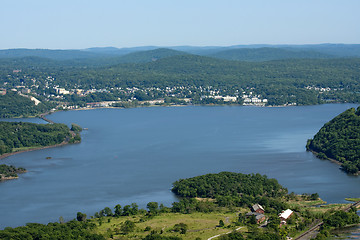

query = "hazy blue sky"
(0, 0), (359, 49)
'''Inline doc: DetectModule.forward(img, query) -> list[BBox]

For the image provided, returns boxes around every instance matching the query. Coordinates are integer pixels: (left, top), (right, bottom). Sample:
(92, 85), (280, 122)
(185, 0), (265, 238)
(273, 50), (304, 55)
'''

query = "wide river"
(1, 104), (360, 229)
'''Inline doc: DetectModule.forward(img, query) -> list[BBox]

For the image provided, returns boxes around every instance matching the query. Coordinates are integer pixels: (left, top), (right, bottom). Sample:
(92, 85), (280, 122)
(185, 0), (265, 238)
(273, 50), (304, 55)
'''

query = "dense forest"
(0, 121), (72, 155)
(0, 91), (54, 118)
(307, 106), (360, 174)
(0, 221), (104, 240)
(172, 172), (287, 199)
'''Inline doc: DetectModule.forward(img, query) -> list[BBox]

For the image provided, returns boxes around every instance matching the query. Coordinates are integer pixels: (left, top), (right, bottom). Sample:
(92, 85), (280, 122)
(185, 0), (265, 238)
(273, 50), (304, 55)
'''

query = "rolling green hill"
(0, 48), (106, 60)
(1, 48), (360, 116)
(0, 91), (54, 118)
(109, 48), (187, 64)
(208, 47), (333, 61)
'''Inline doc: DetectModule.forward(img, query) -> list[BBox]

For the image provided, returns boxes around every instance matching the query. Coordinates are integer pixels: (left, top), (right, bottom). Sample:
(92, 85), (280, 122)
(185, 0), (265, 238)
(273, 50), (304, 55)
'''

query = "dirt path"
(207, 227), (243, 240)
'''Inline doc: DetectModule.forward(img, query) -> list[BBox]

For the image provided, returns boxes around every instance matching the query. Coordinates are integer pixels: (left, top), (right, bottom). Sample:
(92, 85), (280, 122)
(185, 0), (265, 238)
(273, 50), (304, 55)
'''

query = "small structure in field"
(252, 204), (265, 214)
(246, 212), (266, 224)
(279, 209), (293, 226)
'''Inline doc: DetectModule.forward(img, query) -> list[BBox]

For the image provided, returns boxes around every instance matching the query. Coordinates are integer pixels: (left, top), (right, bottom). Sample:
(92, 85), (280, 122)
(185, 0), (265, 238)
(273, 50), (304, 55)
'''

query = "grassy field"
(92, 211), (245, 240)
(85, 197), (357, 240)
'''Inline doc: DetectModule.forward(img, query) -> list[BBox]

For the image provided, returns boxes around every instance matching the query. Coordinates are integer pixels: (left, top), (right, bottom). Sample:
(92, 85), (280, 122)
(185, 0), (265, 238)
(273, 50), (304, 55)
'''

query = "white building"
(55, 87), (70, 95)
(279, 209), (293, 225)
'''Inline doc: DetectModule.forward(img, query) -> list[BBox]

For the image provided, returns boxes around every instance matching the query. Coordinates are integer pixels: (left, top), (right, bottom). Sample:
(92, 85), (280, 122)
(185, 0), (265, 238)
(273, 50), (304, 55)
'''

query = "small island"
(307, 106), (360, 174)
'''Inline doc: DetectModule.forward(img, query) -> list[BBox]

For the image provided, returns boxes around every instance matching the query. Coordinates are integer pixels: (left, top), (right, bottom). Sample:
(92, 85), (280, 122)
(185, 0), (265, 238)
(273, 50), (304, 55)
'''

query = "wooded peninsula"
(307, 106), (360, 174)
(0, 121), (81, 180)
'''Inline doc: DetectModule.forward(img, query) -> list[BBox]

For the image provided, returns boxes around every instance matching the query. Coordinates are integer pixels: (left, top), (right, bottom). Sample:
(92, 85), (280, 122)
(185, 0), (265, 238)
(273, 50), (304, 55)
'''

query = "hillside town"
(0, 72), (273, 110)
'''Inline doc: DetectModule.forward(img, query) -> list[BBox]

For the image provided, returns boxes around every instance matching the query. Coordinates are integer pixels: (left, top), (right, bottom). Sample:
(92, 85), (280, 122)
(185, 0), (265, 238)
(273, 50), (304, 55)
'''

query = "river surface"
(1, 104), (360, 229)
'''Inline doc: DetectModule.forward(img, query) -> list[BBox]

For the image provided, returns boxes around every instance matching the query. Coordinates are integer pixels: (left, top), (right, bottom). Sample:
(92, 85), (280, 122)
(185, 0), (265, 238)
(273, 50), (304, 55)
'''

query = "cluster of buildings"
(246, 204), (267, 224)
(201, 95), (238, 102)
(246, 203), (293, 226)
(242, 92), (268, 106)
(305, 86), (342, 92)
(1, 71), (275, 108)
(53, 87), (109, 96)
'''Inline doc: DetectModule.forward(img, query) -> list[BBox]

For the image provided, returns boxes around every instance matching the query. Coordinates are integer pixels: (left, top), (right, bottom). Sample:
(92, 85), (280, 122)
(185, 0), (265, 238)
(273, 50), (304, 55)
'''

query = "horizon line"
(1, 43), (360, 51)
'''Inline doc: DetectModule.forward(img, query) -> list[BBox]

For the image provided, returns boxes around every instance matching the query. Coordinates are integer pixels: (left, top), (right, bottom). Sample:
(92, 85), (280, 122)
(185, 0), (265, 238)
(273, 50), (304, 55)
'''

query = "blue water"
(1, 104), (359, 229)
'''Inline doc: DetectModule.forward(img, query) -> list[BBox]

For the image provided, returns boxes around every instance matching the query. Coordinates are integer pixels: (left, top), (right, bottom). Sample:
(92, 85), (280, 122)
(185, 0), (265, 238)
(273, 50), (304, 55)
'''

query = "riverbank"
(0, 126), (78, 162)
(307, 149), (360, 175)
(0, 141), (70, 160)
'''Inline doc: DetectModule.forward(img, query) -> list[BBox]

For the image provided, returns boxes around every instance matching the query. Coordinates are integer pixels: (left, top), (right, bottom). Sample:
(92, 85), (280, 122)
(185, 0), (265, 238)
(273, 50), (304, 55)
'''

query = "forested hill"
(0, 121), (75, 155)
(307, 106), (360, 174)
(110, 48), (187, 63)
(0, 48), (188, 67)
(0, 48), (105, 60)
(0, 91), (54, 118)
(1, 47), (360, 118)
(208, 47), (333, 62)
(171, 172), (288, 199)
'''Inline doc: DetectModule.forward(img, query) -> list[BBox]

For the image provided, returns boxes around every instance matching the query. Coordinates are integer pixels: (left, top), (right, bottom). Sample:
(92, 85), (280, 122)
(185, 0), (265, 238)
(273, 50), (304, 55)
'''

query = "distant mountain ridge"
(1, 44), (360, 63)
(0, 48), (104, 60)
(207, 47), (333, 62)
(108, 48), (187, 64)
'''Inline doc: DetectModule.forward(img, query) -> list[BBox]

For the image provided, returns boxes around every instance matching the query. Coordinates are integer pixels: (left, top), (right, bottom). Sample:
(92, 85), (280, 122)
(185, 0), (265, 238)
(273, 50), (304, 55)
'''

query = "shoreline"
(0, 170), (27, 181)
(307, 149), (360, 175)
(2, 102), (358, 121)
(0, 140), (73, 161)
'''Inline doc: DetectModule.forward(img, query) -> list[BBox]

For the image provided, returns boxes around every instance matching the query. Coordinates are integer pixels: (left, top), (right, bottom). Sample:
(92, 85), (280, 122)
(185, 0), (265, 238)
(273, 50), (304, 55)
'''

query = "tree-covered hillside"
(0, 48), (105, 60)
(307, 106), (360, 174)
(0, 221), (105, 240)
(0, 121), (72, 155)
(172, 172), (288, 199)
(0, 91), (54, 118)
(1, 48), (360, 117)
(208, 47), (332, 62)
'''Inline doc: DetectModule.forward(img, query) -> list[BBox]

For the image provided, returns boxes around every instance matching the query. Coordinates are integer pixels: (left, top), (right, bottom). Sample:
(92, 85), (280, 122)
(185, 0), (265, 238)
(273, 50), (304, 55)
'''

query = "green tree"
(114, 204), (122, 217)
(219, 219), (225, 227)
(103, 207), (113, 217)
(173, 223), (188, 234)
(121, 220), (135, 234)
(76, 212), (87, 222)
(147, 202), (159, 214)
